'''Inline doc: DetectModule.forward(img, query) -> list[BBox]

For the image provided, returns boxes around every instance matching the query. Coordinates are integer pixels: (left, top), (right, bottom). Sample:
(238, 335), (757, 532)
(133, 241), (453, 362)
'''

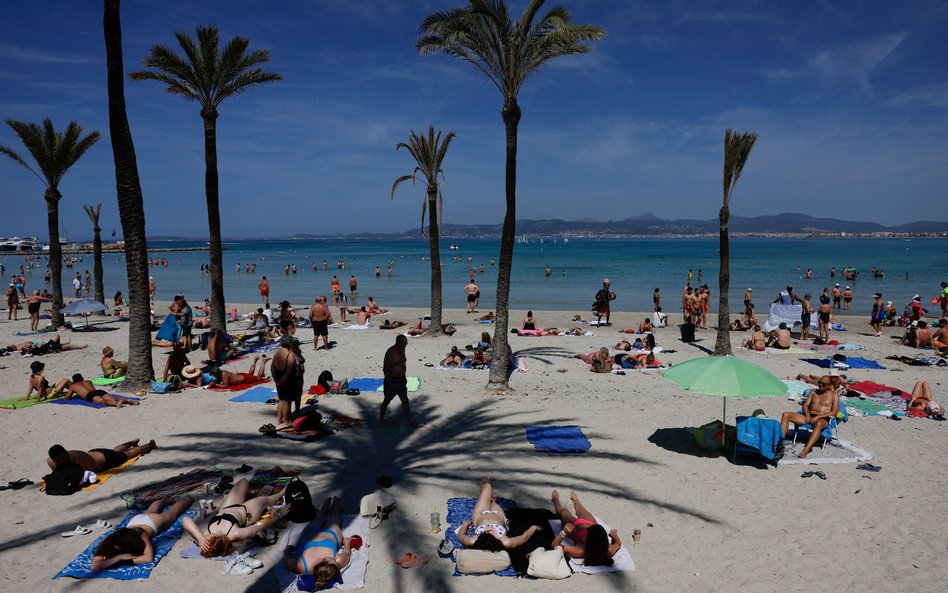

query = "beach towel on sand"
(266, 415), (365, 442)
(91, 375), (126, 386)
(228, 386), (277, 403)
(121, 468), (226, 509)
(47, 394), (139, 409)
(0, 394), (62, 409)
(548, 517), (636, 573)
(53, 508), (196, 580)
(844, 357), (885, 369)
(275, 515), (370, 592)
(447, 496), (518, 577)
(83, 456), (139, 492)
(848, 381), (904, 396)
(347, 377), (421, 392)
(778, 438), (873, 465)
(207, 376), (270, 391)
(154, 314), (182, 343)
(526, 425), (591, 453)
(842, 398), (903, 417)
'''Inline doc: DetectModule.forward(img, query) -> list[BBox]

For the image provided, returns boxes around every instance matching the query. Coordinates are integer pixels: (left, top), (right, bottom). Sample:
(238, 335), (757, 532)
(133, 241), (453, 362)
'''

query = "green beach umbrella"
(661, 355), (787, 449)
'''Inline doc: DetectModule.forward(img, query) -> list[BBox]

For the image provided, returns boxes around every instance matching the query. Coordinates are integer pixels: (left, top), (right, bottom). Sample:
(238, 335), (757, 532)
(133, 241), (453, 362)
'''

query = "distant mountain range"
(290, 212), (947, 240)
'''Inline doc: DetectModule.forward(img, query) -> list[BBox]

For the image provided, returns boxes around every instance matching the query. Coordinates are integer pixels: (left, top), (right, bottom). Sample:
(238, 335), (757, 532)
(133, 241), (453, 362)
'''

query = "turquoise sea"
(8, 237), (946, 314)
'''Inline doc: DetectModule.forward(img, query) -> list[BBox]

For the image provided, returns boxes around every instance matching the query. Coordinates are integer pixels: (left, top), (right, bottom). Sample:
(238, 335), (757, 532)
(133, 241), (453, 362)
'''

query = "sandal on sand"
(801, 471), (815, 478)
(1, 478), (34, 491)
(395, 552), (428, 568)
(258, 423), (276, 434)
(856, 463), (881, 472)
(95, 519), (114, 530)
(815, 471), (827, 480)
(61, 525), (92, 537)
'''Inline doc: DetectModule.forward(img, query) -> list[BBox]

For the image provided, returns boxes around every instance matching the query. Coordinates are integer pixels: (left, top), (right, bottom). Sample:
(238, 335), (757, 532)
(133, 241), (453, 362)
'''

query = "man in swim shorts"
(381, 335), (422, 428)
(47, 439), (157, 473)
(832, 284), (842, 309)
(594, 278), (616, 325)
(464, 280), (479, 314)
(800, 294), (812, 341)
(64, 374), (138, 408)
(309, 295), (332, 351)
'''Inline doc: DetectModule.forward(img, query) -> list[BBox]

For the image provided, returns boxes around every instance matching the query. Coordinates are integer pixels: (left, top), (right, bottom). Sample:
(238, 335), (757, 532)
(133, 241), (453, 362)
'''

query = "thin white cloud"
(886, 83), (948, 107)
(766, 33), (906, 93)
(0, 43), (101, 64)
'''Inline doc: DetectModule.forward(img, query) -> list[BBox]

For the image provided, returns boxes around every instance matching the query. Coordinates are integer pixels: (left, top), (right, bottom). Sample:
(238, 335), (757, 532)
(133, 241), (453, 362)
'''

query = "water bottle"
(430, 512), (441, 534)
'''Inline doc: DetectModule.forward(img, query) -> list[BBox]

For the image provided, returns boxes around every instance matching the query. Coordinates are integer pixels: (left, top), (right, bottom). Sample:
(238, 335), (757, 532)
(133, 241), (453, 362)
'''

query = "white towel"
(276, 514), (371, 591)
(548, 517), (635, 573)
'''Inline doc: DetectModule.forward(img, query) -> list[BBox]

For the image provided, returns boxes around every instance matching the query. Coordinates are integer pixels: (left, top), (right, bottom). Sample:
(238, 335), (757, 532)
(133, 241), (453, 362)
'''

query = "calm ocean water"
(10, 237), (946, 314)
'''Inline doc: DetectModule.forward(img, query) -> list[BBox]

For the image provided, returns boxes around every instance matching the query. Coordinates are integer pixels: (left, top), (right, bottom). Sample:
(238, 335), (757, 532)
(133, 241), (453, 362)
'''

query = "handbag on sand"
(527, 546), (572, 579)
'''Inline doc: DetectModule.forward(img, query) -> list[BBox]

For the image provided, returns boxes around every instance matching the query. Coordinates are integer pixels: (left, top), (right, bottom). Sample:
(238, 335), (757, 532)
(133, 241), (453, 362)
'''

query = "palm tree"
(713, 128), (758, 356)
(130, 26), (281, 331)
(0, 119), (100, 327)
(104, 0), (155, 387)
(418, 0), (604, 391)
(83, 203), (106, 306)
(391, 126), (457, 336)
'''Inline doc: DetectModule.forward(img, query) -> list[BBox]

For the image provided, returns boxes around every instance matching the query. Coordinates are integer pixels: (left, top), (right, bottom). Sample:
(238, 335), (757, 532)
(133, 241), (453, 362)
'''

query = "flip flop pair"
(395, 552), (428, 568)
(0, 478), (34, 491)
(61, 525), (92, 537)
(801, 471), (827, 480)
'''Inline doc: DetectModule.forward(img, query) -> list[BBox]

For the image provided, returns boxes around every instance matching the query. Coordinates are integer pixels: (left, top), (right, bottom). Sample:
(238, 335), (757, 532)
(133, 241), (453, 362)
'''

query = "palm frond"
(83, 203), (102, 228)
(722, 128), (758, 207)
(2, 118), (100, 189)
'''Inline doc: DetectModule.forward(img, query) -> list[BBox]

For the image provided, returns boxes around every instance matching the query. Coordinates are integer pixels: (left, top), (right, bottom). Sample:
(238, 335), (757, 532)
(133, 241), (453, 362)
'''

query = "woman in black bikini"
(522, 311), (538, 331)
(182, 478), (290, 557)
(25, 361), (68, 401)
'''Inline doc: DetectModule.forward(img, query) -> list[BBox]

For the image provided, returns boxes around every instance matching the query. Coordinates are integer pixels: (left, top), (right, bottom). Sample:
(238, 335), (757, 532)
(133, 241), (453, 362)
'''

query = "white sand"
(1, 303), (945, 592)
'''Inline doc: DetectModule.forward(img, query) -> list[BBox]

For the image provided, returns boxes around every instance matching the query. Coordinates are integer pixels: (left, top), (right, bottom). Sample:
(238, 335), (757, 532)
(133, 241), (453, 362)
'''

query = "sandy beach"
(0, 303), (945, 593)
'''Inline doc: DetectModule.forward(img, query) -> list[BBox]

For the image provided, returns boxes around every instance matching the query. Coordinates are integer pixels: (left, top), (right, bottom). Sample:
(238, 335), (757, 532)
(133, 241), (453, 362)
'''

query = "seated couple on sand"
(26, 362), (138, 407)
(458, 478), (621, 566)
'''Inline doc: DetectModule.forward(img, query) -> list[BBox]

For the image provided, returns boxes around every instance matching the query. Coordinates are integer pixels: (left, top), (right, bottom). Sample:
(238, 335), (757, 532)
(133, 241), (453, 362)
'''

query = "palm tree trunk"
(427, 186), (443, 336)
(92, 225), (105, 305)
(45, 192), (64, 327)
(203, 114), (226, 332)
(104, 0), (155, 387)
(713, 205), (733, 355)
(488, 97), (521, 391)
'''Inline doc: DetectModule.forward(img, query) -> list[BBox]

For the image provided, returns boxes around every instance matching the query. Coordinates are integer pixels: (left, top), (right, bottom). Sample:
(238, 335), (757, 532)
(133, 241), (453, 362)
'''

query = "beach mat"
(207, 376), (270, 391)
(778, 438), (873, 465)
(15, 329), (54, 336)
(525, 425), (591, 453)
(91, 375), (126, 386)
(549, 517), (635, 573)
(0, 394), (60, 409)
(47, 394), (139, 409)
(848, 381), (904, 396)
(248, 467), (300, 495)
(228, 386), (277, 403)
(275, 514), (370, 592)
(121, 467), (226, 509)
(446, 496), (518, 576)
(53, 507), (196, 580)
(347, 377), (421, 393)
(844, 357), (885, 369)
(843, 398), (903, 417)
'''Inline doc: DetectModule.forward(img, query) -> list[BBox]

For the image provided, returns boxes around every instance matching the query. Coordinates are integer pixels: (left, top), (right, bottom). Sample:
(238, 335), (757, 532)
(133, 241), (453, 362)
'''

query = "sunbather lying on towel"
(183, 478), (290, 557)
(575, 348), (612, 373)
(457, 477), (542, 552)
(91, 496), (194, 572)
(908, 381), (945, 418)
(207, 356), (270, 388)
(284, 496), (353, 587)
(550, 490), (622, 566)
(47, 439), (156, 472)
(65, 374), (139, 407)
(478, 312), (496, 322)
(2, 333), (86, 356)
(379, 319), (405, 330)
(406, 317), (457, 336)
(780, 376), (838, 458)
(442, 346), (466, 367)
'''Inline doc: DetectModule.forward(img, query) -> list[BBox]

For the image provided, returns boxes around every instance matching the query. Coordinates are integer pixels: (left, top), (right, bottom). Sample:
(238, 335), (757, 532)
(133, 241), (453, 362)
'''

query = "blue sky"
(1, 0), (946, 239)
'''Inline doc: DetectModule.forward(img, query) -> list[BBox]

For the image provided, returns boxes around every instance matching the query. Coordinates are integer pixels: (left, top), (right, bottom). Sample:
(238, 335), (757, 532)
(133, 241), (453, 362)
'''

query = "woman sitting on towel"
(470, 347), (491, 368)
(182, 479), (290, 557)
(457, 477), (541, 551)
(91, 496), (194, 571)
(522, 311), (538, 331)
(442, 346), (466, 367)
(550, 490), (622, 566)
(284, 496), (353, 587)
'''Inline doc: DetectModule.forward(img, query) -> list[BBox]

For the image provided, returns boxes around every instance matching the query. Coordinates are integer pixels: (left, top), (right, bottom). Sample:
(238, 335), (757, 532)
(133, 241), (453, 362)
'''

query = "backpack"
(44, 462), (86, 496)
(284, 477), (316, 523)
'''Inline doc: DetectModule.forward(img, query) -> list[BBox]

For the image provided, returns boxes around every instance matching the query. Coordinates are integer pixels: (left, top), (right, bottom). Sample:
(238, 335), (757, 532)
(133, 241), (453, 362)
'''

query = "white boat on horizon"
(0, 236), (40, 251)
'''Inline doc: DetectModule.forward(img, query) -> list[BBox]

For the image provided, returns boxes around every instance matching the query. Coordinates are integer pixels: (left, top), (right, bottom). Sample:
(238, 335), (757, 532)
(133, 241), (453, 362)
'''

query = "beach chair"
(733, 415), (783, 467)
(787, 400), (849, 451)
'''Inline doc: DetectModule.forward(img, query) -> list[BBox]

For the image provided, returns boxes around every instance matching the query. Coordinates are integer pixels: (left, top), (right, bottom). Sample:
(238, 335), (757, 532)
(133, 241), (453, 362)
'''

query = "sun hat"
(846, 286), (850, 289)
(102, 346), (114, 356)
(182, 365), (201, 379)
(30, 361), (44, 373)
(828, 368), (840, 377)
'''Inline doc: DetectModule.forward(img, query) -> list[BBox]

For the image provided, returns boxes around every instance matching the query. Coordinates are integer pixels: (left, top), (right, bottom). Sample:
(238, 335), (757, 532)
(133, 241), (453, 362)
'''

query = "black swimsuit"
(207, 504), (251, 534)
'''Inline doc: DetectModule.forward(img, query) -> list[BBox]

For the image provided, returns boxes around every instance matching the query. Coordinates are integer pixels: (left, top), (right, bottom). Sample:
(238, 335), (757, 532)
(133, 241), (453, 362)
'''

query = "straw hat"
(182, 365), (201, 379)
(102, 346), (114, 356)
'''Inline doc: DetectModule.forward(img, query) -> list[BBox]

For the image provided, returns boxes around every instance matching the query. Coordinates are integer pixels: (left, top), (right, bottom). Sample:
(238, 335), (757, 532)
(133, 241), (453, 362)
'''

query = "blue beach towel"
(735, 416), (783, 460)
(47, 395), (139, 409)
(525, 425), (592, 453)
(54, 508), (195, 580)
(802, 358), (832, 368)
(154, 314), (182, 343)
(346, 378), (385, 392)
(228, 386), (277, 403)
(446, 496), (517, 577)
(844, 357), (885, 369)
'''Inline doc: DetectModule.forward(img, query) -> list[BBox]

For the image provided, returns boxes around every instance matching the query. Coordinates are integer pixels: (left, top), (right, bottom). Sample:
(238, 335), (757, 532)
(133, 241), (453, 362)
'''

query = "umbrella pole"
(722, 397), (729, 459)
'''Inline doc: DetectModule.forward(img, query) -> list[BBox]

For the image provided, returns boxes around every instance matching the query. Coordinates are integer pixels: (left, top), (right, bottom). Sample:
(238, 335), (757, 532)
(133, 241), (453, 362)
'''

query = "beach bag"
(291, 411), (323, 432)
(150, 380), (176, 393)
(457, 549), (512, 574)
(284, 477), (316, 523)
(43, 463), (86, 496)
(527, 546), (572, 579)
(329, 379), (348, 394)
(360, 489), (397, 528)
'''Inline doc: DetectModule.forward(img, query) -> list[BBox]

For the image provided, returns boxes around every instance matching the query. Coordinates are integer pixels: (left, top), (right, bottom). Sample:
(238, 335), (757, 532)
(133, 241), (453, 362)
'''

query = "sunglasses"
(818, 381), (831, 387)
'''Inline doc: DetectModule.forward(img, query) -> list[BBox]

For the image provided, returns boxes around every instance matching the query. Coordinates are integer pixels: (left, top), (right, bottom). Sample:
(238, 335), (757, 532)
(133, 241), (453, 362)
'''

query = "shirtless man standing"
(65, 374), (138, 408)
(381, 335), (422, 428)
(800, 294), (812, 341)
(831, 284), (842, 310)
(309, 295), (332, 351)
(47, 439), (157, 472)
(780, 376), (839, 458)
(464, 280), (479, 314)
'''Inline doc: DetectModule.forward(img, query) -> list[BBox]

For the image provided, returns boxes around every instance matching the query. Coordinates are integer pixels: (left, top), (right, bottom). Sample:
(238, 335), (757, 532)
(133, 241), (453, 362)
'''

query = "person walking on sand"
(258, 276), (270, 306)
(381, 335), (422, 428)
(653, 288), (661, 312)
(465, 280), (479, 314)
(870, 292), (884, 337)
(594, 279), (615, 325)
(309, 295), (332, 351)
